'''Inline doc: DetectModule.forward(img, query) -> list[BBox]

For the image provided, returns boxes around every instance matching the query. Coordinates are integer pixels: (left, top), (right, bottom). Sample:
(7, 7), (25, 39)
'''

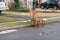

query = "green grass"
(0, 18), (55, 27)
(0, 16), (30, 27)
(0, 16), (25, 22)
(0, 16), (55, 27)
(5, 9), (30, 12)
(0, 21), (31, 27)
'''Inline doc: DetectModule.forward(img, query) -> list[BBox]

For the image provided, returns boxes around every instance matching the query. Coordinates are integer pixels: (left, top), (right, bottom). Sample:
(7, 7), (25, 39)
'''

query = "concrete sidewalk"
(45, 16), (60, 21)
(44, 16), (60, 25)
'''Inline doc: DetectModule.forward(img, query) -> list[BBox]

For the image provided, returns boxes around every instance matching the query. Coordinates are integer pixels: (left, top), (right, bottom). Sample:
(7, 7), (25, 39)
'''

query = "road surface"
(0, 22), (60, 40)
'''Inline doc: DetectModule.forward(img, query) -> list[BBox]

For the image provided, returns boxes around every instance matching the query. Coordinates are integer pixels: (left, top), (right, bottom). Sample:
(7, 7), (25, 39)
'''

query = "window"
(0, 0), (2, 2)
(0, 0), (5, 2)
(46, 0), (51, 3)
(47, 0), (58, 3)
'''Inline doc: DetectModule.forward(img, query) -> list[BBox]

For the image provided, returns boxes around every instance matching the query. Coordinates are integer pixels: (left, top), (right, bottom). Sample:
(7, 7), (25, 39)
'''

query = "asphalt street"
(0, 22), (60, 40)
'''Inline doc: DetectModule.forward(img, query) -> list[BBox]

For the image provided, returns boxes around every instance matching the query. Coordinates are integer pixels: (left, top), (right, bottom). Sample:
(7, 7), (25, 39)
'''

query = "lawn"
(0, 21), (30, 27)
(0, 16), (55, 28)
(0, 16), (30, 27)
(3, 10), (60, 18)
(0, 16), (26, 22)
(1, 8), (60, 27)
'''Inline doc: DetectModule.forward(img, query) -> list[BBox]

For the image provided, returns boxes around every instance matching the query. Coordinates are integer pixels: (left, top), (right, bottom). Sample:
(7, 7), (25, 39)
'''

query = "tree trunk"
(39, 0), (42, 7)
(0, 11), (2, 15)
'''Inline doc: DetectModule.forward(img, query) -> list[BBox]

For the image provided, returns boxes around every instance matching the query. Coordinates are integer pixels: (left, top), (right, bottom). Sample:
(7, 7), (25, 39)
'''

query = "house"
(19, 0), (27, 8)
(2, 0), (49, 9)
(19, 0), (47, 9)
(5, 0), (59, 9)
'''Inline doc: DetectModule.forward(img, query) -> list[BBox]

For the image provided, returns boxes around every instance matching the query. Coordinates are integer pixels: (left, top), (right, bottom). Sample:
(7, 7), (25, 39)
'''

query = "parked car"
(40, 0), (60, 9)
(0, 0), (9, 14)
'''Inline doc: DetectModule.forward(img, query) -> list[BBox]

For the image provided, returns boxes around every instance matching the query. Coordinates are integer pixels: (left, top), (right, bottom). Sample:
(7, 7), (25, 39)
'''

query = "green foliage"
(14, 0), (18, 3)
(7, 9), (29, 12)
(9, 0), (29, 12)
(14, 0), (20, 9)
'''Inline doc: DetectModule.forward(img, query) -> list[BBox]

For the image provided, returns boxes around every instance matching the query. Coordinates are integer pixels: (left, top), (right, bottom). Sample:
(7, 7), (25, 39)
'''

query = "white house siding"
(19, 0), (27, 8)
(4, 0), (15, 6)
(41, 0), (47, 3)
(35, 0), (47, 4)
(18, 0), (47, 8)
(19, 0), (24, 7)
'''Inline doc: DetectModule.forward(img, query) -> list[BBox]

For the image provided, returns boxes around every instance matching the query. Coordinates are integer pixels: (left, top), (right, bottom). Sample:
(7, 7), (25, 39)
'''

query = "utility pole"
(32, 0), (37, 27)
(30, 0), (40, 27)
(30, 0), (44, 27)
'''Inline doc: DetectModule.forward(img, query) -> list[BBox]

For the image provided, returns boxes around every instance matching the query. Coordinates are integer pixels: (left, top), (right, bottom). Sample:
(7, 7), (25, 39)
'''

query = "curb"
(0, 20), (59, 31)
(0, 24), (30, 31)
(44, 20), (59, 25)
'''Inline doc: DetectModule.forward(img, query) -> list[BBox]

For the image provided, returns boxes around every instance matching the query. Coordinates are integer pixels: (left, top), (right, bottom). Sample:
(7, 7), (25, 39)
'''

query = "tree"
(8, 2), (15, 9)
(14, 0), (20, 9)
(0, 11), (2, 15)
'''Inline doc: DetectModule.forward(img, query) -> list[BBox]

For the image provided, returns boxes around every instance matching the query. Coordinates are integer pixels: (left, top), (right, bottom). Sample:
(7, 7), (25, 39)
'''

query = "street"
(0, 22), (60, 40)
